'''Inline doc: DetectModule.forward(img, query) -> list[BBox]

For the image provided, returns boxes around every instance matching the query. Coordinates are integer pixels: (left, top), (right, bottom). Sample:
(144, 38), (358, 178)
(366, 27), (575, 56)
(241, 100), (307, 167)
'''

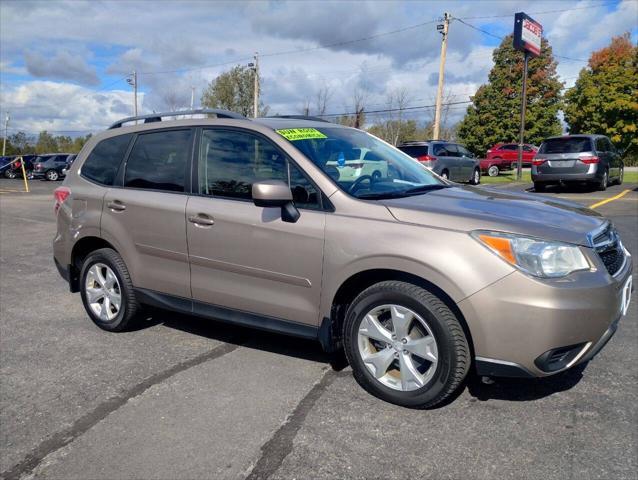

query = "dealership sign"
(513, 12), (542, 57)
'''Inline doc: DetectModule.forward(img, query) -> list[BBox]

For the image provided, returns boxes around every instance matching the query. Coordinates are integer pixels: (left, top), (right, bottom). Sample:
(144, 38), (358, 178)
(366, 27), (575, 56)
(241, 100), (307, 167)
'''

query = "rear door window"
(501, 144), (517, 151)
(539, 138), (593, 154)
(124, 129), (192, 192)
(82, 134), (133, 186)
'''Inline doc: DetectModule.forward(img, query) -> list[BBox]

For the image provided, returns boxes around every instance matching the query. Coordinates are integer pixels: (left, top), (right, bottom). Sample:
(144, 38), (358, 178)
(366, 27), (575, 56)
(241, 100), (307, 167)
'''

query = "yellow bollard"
(18, 156), (30, 193)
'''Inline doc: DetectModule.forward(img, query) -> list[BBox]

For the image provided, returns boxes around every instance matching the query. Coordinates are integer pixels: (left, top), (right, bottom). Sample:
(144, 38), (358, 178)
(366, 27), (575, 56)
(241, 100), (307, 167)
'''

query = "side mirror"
(252, 180), (300, 223)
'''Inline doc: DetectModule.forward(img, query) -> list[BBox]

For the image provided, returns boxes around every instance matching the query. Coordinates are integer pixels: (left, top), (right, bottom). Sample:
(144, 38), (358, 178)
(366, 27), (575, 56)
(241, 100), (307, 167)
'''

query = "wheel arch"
(325, 268), (475, 359)
(69, 236), (118, 292)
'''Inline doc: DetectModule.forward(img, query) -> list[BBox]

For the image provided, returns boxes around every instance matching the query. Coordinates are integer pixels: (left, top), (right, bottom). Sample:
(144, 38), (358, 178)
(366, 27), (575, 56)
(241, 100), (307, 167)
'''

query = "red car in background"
(482, 143), (538, 176)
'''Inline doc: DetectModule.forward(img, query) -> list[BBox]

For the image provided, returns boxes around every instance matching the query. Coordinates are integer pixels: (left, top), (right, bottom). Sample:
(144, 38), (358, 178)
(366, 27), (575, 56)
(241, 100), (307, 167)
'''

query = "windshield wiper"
(357, 184), (449, 200)
(402, 184), (450, 195)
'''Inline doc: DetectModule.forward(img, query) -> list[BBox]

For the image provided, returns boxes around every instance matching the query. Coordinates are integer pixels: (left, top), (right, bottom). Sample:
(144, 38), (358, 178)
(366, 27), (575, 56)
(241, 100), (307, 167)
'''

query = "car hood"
(382, 186), (605, 246)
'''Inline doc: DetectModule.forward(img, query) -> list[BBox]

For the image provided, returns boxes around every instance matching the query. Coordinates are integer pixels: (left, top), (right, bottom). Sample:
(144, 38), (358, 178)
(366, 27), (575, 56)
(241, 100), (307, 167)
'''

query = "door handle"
(188, 214), (214, 226)
(107, 200), (126, 212)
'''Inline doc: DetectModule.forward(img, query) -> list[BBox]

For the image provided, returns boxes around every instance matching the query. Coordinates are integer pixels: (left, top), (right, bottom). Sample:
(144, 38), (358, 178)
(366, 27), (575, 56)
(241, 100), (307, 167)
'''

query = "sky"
(0, 0), (636, 137)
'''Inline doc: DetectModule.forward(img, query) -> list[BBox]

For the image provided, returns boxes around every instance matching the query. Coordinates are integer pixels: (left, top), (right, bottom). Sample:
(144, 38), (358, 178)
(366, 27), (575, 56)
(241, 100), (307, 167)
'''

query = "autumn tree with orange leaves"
(457, 34), (563, 157)
(564, 34), (638, 165)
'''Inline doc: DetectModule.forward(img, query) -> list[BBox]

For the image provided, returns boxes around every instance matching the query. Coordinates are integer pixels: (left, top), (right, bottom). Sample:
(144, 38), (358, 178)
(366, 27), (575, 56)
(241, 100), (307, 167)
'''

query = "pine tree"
(457, 35), (563, 156)
(564, 34), (638, 165)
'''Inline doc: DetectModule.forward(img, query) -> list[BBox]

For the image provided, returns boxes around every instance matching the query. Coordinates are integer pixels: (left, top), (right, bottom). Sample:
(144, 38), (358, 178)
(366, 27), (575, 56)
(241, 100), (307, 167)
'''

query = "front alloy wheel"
(344, 281), (470, 408)
(45, 170), (59, 181)
(487, 165), (499, 177)
(358, 304), (438, 391)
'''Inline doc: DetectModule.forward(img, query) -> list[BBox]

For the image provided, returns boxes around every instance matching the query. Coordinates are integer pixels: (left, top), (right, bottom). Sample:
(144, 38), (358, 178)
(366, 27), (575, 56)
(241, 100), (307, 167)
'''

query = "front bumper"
(459, 250), (633, 377)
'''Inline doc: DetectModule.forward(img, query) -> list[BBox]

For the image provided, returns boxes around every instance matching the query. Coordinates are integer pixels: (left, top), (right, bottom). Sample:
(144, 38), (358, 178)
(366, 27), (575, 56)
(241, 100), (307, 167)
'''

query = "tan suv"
(53, 110), (633, 408)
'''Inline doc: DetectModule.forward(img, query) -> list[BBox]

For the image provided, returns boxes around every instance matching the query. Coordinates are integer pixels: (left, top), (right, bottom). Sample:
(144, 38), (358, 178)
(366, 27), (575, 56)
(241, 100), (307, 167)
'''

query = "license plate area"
(548, 160), (575, 168)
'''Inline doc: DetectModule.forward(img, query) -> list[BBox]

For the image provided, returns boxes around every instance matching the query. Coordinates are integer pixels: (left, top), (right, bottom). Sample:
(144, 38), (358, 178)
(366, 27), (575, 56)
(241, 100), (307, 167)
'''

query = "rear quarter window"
(81, 134), (133, 186)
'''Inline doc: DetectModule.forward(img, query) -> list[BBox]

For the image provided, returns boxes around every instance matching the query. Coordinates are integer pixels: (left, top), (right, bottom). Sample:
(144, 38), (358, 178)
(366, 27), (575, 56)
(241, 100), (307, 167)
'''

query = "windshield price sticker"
(276, 128), (327, 141)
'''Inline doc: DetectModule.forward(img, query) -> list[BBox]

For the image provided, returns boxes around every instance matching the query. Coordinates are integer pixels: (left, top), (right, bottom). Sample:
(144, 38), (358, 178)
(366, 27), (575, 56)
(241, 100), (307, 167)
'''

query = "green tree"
(457, 35), (563, 156)
(368, 119), (419, 145)
(36, 131), (58, 154)
(564, 33), (638, 165)
(201, 65), (268, 117)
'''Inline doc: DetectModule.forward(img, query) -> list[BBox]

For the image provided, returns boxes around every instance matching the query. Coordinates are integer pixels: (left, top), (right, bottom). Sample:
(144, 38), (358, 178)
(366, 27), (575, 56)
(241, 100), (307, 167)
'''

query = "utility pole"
(127, 71), (138, 117)
(190, 86), (195, 110)
(2, 112), (9, 156)
(516, 52), (529, 181)
(433, 12), (450, 140)
(253, 52), (260, 118)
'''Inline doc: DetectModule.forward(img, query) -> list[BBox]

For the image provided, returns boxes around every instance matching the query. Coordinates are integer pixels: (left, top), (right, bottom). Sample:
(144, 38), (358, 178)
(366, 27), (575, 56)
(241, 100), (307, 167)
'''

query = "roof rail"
(108, 109), (247, 129)
(265, 115), (332, 123)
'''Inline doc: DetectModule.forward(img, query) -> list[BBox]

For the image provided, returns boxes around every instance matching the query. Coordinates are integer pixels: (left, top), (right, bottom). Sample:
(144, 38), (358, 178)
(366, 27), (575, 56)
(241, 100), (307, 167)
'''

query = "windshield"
(277, 127), (445, 199)
(539, 138), (592, 154)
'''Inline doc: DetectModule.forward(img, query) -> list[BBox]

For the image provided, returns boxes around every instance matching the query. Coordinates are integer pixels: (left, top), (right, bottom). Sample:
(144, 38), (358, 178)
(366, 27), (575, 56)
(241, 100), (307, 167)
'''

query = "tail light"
(35, 164), (43, 171)
(579, 156), (599, 164)
(53, 186), (70, 214)
(532, 157), (546, 166)
(417, 155), (437, 168)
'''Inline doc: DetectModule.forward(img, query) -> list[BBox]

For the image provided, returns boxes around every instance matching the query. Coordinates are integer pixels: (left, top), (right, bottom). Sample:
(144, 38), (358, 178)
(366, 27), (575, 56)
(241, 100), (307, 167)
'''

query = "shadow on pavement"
(140, 307), (343, 367)
(465, 362), (587, 402)
(135, 308), (590, 405)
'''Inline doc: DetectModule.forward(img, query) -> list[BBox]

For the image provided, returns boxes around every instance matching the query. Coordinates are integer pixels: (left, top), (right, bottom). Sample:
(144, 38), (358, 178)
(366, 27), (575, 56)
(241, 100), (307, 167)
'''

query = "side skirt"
(134, 287), (320, 342)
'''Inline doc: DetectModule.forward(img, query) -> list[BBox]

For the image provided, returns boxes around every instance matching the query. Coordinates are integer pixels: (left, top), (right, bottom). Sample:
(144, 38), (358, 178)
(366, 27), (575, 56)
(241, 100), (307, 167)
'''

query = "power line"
(316, 100), (472, 118)
(458, 1), (617, 20)
(455, 18), (589, 63)
(140, 19), (438, 76)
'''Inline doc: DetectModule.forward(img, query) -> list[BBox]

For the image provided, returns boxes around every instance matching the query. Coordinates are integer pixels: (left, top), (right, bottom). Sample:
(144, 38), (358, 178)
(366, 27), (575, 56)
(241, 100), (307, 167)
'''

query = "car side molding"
(134, 288), (320, 341)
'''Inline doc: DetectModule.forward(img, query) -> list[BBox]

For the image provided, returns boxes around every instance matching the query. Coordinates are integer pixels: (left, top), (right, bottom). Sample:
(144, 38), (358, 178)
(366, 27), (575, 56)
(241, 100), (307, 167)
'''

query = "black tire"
(4, 169), (17, 179)
(534, 182), (546, 192)
(598, 169), (608, 191)
(440, 170), (449, 180)
(343, 281), (470, 409)
(45, 169), (59, 181)
(80, 248), (139, 332)
(469, 167), (480, 185)
(487, 165), (499, 177)
(616, 165), (624, 185)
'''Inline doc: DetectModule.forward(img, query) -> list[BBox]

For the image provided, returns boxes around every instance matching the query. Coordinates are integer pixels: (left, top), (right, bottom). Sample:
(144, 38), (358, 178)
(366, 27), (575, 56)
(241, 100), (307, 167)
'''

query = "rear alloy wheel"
(487, 165), (499, 177)
(617, 165), (624, 185)
(598, 169), (608, 191)
(4, 169), (17, 179)
(80, 248), (139, 331)
(45, 169), (59, 181)
(469, 168), (481, 185)
(344, 281), (470, 408)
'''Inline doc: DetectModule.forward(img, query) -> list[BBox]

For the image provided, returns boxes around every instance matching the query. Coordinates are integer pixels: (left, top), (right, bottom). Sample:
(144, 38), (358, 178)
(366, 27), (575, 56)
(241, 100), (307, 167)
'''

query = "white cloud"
(0, 81), (141, 134)
(0, 0), (636, 133)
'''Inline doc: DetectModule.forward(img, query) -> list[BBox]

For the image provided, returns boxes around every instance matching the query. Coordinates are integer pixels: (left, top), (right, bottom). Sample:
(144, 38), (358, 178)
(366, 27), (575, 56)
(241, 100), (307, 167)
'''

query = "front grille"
(590, 225), (625, 276)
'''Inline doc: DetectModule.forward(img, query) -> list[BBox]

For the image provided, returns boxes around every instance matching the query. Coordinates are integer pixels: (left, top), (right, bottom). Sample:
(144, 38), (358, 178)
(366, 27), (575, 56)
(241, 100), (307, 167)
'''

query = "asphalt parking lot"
(1, 178), (636, 480)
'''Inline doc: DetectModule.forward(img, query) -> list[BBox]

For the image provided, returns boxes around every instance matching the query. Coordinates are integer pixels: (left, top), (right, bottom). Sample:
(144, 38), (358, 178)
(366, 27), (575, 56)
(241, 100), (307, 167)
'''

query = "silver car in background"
(532, 134), (624, 192)
(398, 140), (481, 184)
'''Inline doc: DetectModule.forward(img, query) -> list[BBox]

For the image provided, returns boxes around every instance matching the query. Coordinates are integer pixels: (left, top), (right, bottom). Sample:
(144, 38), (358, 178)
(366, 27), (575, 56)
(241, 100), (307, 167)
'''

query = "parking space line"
(589, 189), (632, 209)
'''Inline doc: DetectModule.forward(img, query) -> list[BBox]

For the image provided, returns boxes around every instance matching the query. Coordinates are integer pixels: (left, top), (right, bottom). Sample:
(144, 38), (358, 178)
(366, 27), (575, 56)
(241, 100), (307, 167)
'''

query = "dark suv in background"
(532, 135), (623, 192)
(32, 153), (74, 181)
(398, 141), (480, 184)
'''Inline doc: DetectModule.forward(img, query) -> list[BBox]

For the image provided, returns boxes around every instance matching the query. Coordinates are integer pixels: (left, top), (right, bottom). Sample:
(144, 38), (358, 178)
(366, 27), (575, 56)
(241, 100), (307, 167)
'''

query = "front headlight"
(472, 231), (591, 278)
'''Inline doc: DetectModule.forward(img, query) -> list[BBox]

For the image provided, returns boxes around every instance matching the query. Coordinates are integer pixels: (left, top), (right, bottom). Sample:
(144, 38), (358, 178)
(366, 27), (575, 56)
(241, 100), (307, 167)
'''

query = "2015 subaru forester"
(53, 110), (633, 408)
